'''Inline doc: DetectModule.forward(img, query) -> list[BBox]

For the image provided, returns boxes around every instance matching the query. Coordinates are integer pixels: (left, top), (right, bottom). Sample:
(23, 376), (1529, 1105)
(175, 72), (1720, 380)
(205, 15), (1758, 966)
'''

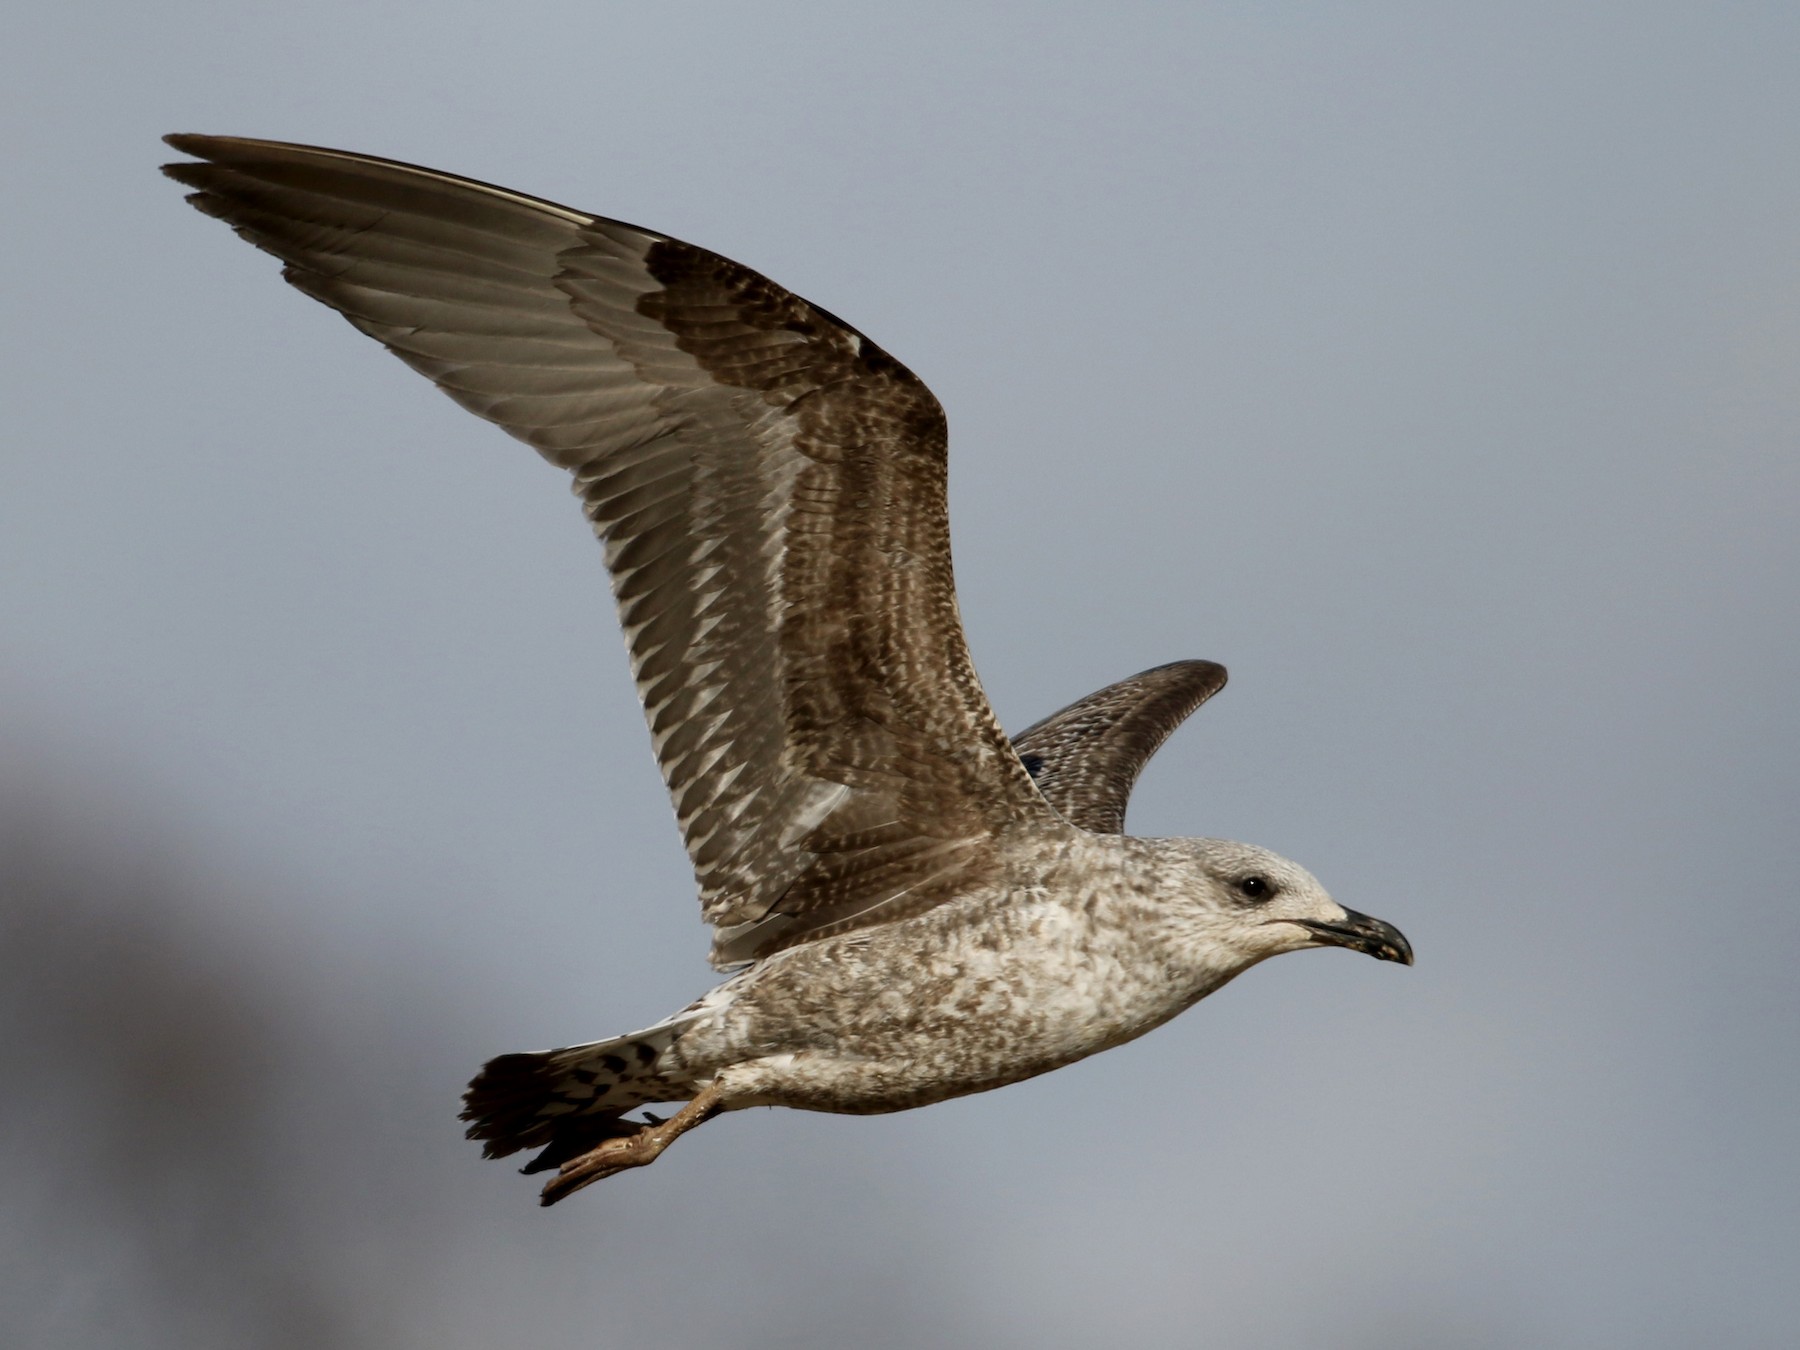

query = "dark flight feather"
(1010, 660), (1227, 834)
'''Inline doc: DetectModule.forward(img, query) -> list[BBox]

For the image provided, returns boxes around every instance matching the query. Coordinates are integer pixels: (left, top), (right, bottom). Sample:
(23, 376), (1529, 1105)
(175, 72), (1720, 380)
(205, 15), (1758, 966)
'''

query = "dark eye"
(1237, 875), (1273, 901)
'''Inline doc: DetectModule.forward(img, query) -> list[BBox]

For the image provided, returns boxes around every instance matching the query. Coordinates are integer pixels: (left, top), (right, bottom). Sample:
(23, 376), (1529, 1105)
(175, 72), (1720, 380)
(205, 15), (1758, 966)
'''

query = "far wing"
(1010, 661), (1227, 833)
(164, 135), (1064, 966)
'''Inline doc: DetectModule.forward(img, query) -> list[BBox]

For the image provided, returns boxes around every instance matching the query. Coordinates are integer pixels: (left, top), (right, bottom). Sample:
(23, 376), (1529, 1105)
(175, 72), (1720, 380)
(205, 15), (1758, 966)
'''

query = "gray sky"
(5, 3), (1798, 1347)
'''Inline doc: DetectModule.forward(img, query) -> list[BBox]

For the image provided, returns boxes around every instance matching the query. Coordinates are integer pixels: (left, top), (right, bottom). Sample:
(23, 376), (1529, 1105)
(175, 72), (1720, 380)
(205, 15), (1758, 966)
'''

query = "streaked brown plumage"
(1012, 660), (1228, 834)
(164, 136), (1410, 1205)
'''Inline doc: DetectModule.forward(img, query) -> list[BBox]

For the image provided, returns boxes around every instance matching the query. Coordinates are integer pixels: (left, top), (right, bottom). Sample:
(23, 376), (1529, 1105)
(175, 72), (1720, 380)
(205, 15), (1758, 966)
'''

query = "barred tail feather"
(461, 1023), (690, 1172)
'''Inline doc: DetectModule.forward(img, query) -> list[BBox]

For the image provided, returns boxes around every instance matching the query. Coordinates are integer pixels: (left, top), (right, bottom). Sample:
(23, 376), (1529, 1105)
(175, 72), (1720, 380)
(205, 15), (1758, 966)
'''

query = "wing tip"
(162, 132), (255, 165)
(1153, 656), (1228, 687)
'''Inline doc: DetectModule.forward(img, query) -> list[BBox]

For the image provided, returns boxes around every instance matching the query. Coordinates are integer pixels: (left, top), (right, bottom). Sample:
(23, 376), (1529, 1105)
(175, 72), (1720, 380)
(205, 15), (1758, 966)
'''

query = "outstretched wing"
(164, 135), (1061, 966)
(1010, 660), (1227, 833)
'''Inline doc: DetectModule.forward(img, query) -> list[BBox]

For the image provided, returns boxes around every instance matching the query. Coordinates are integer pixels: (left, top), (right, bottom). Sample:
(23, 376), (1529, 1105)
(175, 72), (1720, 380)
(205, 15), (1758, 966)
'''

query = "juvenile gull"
(162, 136), (1412, 1205)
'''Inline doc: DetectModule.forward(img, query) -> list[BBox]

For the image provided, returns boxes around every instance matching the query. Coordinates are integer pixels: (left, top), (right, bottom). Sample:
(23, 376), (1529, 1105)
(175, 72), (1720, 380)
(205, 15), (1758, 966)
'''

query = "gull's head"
(1170, 838), (1412, 970)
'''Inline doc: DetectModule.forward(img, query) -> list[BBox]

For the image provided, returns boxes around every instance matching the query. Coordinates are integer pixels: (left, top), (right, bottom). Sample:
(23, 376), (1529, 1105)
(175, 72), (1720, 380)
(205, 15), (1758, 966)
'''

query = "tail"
(461, 1022), (690, 1174)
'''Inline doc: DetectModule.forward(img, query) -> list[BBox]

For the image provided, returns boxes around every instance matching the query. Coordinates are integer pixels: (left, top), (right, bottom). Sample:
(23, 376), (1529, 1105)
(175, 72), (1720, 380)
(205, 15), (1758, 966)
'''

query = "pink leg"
(539, 1081), (727, 1206)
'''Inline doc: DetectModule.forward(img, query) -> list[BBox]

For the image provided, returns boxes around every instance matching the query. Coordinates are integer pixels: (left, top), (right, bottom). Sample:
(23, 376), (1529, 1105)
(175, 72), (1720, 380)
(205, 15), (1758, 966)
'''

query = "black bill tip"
(1291, 908), (1414, 965)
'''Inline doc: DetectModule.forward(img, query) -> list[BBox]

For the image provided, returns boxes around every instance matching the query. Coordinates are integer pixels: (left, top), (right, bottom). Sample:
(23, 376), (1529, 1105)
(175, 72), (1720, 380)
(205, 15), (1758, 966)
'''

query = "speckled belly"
(668, 890), (1196, 1115)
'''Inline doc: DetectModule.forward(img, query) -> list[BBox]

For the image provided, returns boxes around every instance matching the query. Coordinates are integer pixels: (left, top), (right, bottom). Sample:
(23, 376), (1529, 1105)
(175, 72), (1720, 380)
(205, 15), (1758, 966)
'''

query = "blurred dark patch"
(0, 765), (432, 1350)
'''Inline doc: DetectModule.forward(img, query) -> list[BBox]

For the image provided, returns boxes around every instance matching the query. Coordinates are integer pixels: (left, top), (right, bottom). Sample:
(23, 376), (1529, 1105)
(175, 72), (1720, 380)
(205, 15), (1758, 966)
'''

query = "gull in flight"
(164, 136), (1412, 1205)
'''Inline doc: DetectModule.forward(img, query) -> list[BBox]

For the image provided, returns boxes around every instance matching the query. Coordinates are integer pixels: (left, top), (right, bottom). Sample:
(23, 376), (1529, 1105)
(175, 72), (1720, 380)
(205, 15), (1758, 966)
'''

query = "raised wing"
(1010, 660), (1227, 833)
(163, 135), (1061, 966)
